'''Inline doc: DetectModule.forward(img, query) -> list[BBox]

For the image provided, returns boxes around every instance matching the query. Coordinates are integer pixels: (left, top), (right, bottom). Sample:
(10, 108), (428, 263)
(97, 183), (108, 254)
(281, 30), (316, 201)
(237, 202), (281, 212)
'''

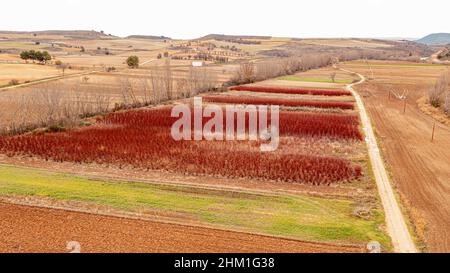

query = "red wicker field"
(202, 95), (355, 110)
(230, 86), (352, 96)
(0, 106), (363, 185)
(101, 107), (362, 140)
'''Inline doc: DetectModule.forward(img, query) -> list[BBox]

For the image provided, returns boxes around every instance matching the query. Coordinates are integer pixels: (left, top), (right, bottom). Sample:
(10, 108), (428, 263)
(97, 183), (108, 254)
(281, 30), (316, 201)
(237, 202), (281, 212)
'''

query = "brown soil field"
(296, 39), (393, 48)
(62, 38), (169, 52)
(0, 53), (21, 61)
(0, 40), (47, 52)
(0, 63), (79, 86)
(208, 38), (288, 55)
(341, 61), (450, 252)
(0, 202), (364, 253)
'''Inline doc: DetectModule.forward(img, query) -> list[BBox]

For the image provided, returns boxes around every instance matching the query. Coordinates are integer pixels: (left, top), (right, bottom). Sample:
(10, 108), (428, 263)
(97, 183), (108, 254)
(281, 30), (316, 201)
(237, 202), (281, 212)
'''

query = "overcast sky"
(0, 0), (448, 39)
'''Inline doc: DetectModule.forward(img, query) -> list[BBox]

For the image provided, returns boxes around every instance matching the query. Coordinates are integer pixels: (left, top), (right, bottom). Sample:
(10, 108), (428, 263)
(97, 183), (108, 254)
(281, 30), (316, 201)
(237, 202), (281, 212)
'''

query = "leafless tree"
(176, 78), (189, 98)
(0, 81), (118, 135)
(442, 69), (450, 115)
(119, 77), (140, 107)
(254, 60), (282, 81)
(444, 91), (450, 116)
(187, 66), (217, 95)
(330, 72), (336, 83)
(198, 67), (217, 93)
(149, 68), (166, 104)
(234, 62), (255, 84)
(280, 58), (293, 75)
(429, 70), (448, 107)
(164, 58), (174, 100)
(57, 63), (68, 76)
(138, 78), (152, 106)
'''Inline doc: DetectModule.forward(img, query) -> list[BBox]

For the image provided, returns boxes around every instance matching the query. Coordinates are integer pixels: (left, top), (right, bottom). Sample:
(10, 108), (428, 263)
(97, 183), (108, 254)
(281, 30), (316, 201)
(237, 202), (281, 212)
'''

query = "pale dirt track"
(0, 203), (364, 253)
(342, 69), (417, 253)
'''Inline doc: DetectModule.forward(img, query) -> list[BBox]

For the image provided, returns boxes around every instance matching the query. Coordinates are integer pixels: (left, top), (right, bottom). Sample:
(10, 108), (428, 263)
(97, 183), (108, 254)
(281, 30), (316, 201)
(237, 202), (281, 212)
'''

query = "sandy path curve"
(341, 68), (418, 253)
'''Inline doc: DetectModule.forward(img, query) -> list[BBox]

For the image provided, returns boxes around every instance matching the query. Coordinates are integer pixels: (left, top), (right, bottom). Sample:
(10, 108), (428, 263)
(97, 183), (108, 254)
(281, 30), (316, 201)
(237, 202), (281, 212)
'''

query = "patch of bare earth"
(0, 202), (365, 253)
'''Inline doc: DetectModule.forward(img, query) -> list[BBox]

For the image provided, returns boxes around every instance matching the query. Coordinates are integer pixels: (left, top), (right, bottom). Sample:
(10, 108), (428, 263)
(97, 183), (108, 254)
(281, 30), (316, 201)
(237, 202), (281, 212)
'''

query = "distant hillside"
(416, 33), (450, 45)
(0, 30), (115, 40)
(199, 34), (272, 41)
(126, 35), (171, 40)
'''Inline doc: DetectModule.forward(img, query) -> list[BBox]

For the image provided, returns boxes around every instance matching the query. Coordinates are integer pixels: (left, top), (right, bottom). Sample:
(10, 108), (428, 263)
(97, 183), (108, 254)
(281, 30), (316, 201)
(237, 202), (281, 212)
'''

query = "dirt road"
(0, 203), (364, 253)
(342, 68), (417, 253)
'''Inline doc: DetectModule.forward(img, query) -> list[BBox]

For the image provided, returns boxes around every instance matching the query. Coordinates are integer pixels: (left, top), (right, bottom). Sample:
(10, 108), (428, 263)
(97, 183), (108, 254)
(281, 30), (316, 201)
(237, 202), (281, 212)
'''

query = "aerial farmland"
(0, 1), (449, 261)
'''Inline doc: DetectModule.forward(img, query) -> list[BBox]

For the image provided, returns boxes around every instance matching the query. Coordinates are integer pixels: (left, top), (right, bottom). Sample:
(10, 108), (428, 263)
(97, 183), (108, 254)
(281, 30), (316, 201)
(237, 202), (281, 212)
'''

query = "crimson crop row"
(101, 107), (362, 140)
(0, 128), (362, 185)
(230, 85), (352, 96)
(0, 107), (363, 185)
(202, 95), (355, 110)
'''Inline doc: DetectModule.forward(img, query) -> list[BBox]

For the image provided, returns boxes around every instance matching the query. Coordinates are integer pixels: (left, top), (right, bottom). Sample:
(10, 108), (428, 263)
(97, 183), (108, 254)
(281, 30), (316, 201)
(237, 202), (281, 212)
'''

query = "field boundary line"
(340, 67), (418, 253)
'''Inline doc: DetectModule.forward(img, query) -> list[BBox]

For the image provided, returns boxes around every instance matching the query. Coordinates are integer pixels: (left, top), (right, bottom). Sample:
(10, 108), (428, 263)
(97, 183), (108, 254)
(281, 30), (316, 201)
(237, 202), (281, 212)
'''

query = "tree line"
(20, 50), (52, 64)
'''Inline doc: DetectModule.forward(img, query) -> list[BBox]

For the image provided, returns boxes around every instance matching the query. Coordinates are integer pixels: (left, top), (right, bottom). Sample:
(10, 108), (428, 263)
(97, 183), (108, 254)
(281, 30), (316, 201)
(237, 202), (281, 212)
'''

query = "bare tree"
(57, 63), (68, 76)
(234, 62), (255, 84)
(429, 70), (448, 107)
(0, 81), (119, 135)
(138, 78), (152, 106)
(442, 69), (450, 115)
(198, 67), (217, 93)
(444, 91), (450, 116)
(149, 68), (165, 104)
(119, 77), (141, 107)
(188, 66), (200, 96)
(330, 72), (336, 83)
(164, 58), (173, 100)
(176, 78), (189, 98)
(254, 60), (282, 81)
(280, 58), (292, 75)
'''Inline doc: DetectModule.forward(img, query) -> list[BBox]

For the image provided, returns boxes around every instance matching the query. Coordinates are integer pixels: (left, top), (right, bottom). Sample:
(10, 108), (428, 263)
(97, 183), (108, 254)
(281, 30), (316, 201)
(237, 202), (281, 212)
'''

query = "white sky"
(0, 0), (448, 39)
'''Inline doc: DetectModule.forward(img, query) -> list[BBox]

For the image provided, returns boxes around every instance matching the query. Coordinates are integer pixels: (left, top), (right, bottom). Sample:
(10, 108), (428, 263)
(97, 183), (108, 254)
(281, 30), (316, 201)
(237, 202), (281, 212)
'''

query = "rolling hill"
(416, 33), (450, 45)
